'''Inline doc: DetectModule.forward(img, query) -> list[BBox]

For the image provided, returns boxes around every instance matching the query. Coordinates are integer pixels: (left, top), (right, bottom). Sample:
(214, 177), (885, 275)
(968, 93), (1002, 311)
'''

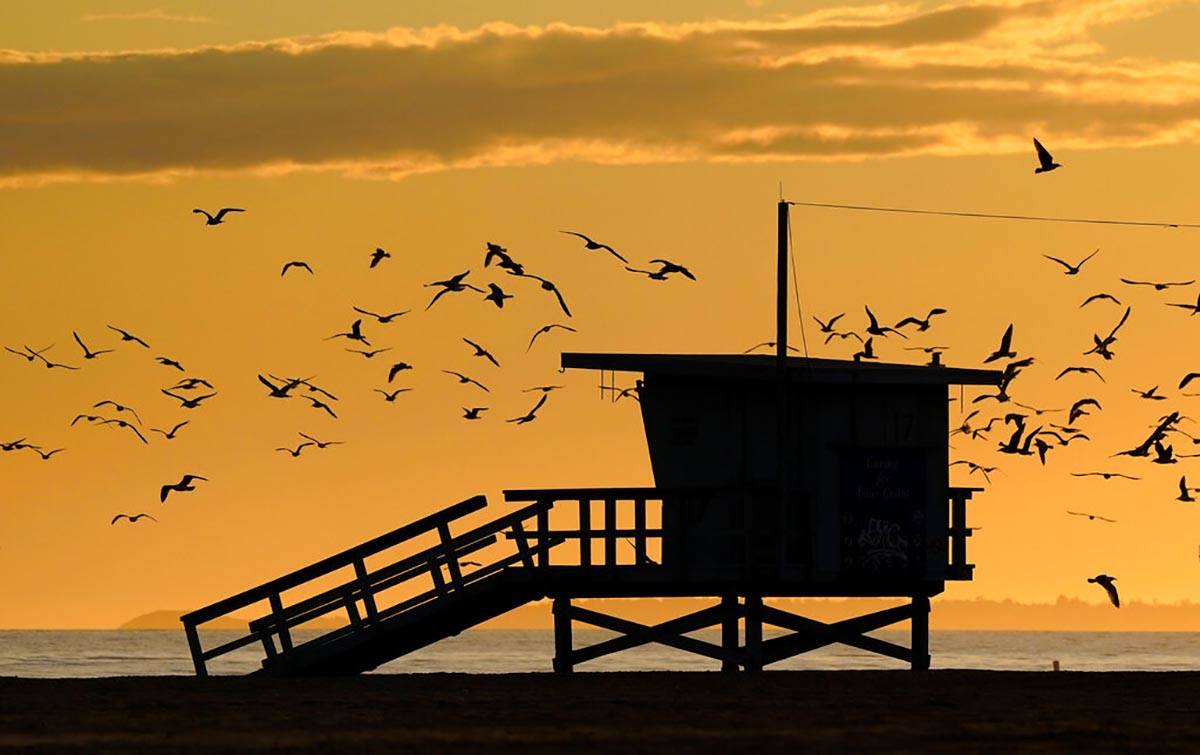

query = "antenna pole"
(775, 200), (791, 577)
(777, 201), (789, 363)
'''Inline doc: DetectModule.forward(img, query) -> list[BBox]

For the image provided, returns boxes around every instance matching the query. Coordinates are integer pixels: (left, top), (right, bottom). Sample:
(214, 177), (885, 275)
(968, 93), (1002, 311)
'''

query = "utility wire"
(787, 211), (809, 358)
(786, 201), (1200, 229)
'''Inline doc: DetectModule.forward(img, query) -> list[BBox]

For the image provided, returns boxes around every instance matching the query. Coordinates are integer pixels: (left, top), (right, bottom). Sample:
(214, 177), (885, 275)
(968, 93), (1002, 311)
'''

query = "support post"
(775, 199), (791, 579)
(553, 597), (573, 674)
(184, 622), (207, 677)
(911, 595), (930, 671)
(721, 595), (739, 672)
(744, 594), (763, 672)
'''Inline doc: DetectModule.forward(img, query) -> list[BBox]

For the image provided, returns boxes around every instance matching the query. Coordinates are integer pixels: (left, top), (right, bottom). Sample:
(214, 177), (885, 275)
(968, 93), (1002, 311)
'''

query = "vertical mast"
(775, 200), (790, 575)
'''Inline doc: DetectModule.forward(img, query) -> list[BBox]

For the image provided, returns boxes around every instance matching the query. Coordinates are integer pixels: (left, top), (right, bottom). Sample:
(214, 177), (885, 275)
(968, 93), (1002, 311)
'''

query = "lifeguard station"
(181, 203), (1001, 675)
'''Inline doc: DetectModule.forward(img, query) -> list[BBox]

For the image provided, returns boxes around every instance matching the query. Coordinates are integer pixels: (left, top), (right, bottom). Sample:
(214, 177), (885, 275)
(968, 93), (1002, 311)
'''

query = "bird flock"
(3, 209), (695, 530)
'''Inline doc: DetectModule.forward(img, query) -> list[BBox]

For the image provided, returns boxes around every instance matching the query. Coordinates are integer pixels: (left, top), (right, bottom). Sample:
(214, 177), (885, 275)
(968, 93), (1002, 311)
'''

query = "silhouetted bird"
(1179, 373), (1200, 391)
(864, 306), (905, 339)
(508, 394), (548, 424)
(524, 385), (564, 394)
(302, 395), (337, 418)
(523, 274), (569, 315)
(353, 306), (409, 323)
(281, 261), (314, 276)
(150, 421), (189, 440)
(171, 377), (213, 390)
(1067, 511), (1115, 523)
(162, 390), (217, 409)
(298, 432), (343, 449)
(100, 418), (148, 444)
(463, 407), (488, 420)
(425, 271), (485, 310)
(193, 207), (244, 225)
(1043, 249), (1098, 275)
(1068, 398), (1101, 425)
(1033, 138), (1061, 173)
(648, 259), (696, 280)
(5, 344), (51, 362)
(1131, 386), (1166, 401)
(387, 362), (413, 383)
(624, 266), (670, 281)
(258, 374), (296, 398)
(812, 313), (845, 333)
(94, 400), (142, 425)
(484, 283), (514, 309)
(744, 341), (800, 354)
(853, 337), (877, 361)
(1083, 306), (1131, 360)
(72, 331), (113, 360)
(156, 356), (185, 371)
(107, 325), (150, 349)
(825, 330), (864, 345)
(1120, 278), (1194, 291)
(560, 231), (628, 263)
(984, 324), (1015, 363)
(31, 447), (65, 460)
(1081, 293), (1121, 308)
(160, 474), (208, 503)
(70, 414), (103, 427)
(1153, 440), (1176, 464)
(894, 308), (947, 332)
(1056, 366), (1104, 382)
(1071, 471), (1140, 481)
(463, 338), (500, 367)
(326, 319), (371, 346)
(369, 247), (391, 268)
(527, 323), (577, 352)
(347, 348), (391, 359)
(276, 442), (314, 457)
(484, 243), (525, 276)
(442, 370), (489, 392)
(1087, 574), (1119, 608)
(32, 352), (79, 370)
(374, 388), (412, 402)
(1178, 476), (1196, 502)
(111, 513), (157, 525)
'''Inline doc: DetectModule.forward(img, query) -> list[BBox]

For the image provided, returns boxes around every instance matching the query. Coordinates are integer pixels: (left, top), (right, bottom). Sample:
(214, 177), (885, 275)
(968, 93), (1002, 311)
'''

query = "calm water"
(1, 629), (1197, 677)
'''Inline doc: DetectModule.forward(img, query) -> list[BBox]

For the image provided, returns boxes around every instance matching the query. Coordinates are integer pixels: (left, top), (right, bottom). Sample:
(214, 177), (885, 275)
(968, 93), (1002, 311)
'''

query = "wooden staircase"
(180, 495), (558, 677)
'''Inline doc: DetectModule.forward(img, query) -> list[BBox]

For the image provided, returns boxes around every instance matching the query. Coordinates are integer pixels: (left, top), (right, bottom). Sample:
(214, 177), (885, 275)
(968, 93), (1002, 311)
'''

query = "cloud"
(3, 0), (1200, 184)
(81, 8), (213, 24)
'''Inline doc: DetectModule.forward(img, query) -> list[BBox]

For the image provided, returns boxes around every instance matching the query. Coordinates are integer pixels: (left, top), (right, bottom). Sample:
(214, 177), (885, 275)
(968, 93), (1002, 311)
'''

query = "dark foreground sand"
(2, 672), (1197, 753)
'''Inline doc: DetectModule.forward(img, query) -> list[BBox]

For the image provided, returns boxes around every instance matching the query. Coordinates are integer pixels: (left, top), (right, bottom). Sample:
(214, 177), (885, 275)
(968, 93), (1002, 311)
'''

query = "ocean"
(2, 629), (1197, 677)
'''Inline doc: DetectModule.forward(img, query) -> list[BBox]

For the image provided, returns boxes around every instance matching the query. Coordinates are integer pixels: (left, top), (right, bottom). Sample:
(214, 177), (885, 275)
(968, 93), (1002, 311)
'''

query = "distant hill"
(120, 597), (1200, 632)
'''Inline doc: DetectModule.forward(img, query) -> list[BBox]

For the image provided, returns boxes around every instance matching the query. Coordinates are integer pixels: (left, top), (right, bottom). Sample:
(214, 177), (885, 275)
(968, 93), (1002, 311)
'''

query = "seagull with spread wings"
(1043, 249), (1098, 275)
(149, 421), (189, 440)
(508, 394), (548, 424)
(527, 323), (577, 352)
(1120, 278), (1194, 291)
(107, 325), (150, 349)
(281, 261), (314, 276)
(425, 271), (485, 310)
(1087, 574), (1119, 608)
(1080, 293), (1121, 308)
(353, 306), (409, 323)
(983, 324), (1015, 363)
(369, 247), (391, 268)
(72, 331), (113, 360)
(162, 390), (217, 409)
(111, 513), (157, 525)
(442, 370), (489, 393)
(894, 308), (947, 332)
(326, 318), (371, 346)
(1033, 138), (1061, 173)
(560, 231), (628, 263)
(193, 207), (244, 226)
(463, 338), (500, 367)
(160, 474), (208, 503)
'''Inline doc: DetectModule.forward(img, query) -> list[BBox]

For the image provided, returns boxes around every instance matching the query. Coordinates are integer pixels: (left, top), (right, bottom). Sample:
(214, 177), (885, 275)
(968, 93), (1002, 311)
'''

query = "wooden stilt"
(553, 597), (573, 674)
(721, 595), (739, 672)
(744, 594), (763, 672)
(911, 595), (930, 671)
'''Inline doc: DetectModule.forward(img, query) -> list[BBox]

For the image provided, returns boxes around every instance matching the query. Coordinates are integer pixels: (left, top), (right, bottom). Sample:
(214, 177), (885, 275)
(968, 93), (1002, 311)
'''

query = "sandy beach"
(2, 671), (1197, 753)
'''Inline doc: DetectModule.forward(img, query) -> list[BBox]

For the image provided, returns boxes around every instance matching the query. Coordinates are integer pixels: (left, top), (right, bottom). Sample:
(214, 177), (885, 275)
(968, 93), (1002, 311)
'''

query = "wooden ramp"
(180, 495), (558, 677)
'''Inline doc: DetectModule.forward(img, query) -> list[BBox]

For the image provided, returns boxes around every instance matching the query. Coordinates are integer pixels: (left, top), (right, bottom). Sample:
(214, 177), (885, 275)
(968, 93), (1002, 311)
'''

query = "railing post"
(437, 522), (464, 589)
(269, 592), (293, 653)
(721, 596), (739, 672)
(183, 621), (208, 677)
(536, 505), (551, 570)
(579, 499), (592, 567)
(744, 594), (763, 672)
(553, 596), (573, 674)
(950, 492), (967, 572)
(634, 497), (647, 566)
(604, 498), (617, 565)
(511, 520), (535, 569)
(353, 558), (380, 623)
(429, 558), (448, 596)
(911, 595), (931, 671)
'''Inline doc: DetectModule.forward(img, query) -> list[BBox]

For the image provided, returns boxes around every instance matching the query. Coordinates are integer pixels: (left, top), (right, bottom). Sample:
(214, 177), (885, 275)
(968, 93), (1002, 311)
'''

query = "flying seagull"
(160, 474), (208, 503)
(353, 306), (409, 323)
(1087, 574), (1119, 608)
(326, 318), (370, 346)
(1055, 366), (1104, 383)
(111, 513), (157, 525)
(193, 208), (244, 226)
(865, 306), (906, 339)
(463, 407), (488, 420)
(1067, 511), (1116, 523)
(744, 341), (801, 354)
(442, 370), (489, 392)
(1177, 475), (1196, 503)
(156, 356), (185, 372)
(894, 308), (947, 332)
(387, 362), (414, 383)
(1043, 249), (1098, 275)
(426, 271), (486, 310)
(161, 390), (217, 409)
(527, 323), (577, 352)
(484, 283), (514, 309)
(149, 421), (189, 440)
(346, 348), (391, 359)
(369, 247), (391, 268)
(94, 400), (142, 425)
(523, 274), (569, 316)
(31, 447), (66, 460)
(1071, 471), (1140, 481)
(72, 331), (113, 360)
(1033, 138), (1061, 174)
(1131, 386), (1166, 401)
(508, 394), (548, 424)
(281, 261), (314, 276)
(298, 432), (343, 449)
(983, 324), (1015, 363)
(5, 344), (51, 362)
(1081, 293), (1121, 308)
(276, 442), (314, 457)
(1120, 278), (1194, 291)
(812, 314), (845, 333)
(106, 325), (149, 349)
(560, 231), (628, 263)
(463, 338), (500, 367)
(374, 388), (413, 402)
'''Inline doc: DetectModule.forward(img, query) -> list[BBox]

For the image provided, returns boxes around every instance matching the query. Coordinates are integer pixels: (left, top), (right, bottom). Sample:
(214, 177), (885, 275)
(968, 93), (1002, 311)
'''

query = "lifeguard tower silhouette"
(182, 203), (1001, 675)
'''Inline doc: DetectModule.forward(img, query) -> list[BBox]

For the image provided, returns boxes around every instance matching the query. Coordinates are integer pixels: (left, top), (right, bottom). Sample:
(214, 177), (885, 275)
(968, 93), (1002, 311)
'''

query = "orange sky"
(3, 0), (1200, 629)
